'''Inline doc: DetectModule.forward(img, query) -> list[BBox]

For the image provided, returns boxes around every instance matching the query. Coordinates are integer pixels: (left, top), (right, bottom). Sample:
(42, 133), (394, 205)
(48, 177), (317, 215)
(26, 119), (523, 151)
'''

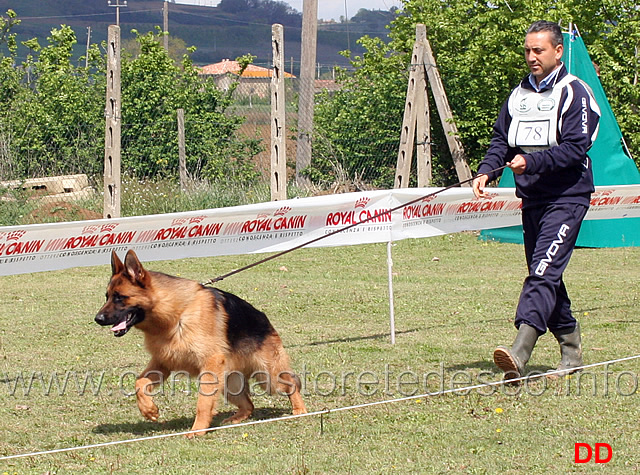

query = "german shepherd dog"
(95, 250), (307, 437)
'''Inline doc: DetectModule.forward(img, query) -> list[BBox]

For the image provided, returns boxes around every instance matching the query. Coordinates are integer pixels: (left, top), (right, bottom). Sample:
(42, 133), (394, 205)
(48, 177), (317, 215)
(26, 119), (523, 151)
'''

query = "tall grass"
(0, 176), (312, 226)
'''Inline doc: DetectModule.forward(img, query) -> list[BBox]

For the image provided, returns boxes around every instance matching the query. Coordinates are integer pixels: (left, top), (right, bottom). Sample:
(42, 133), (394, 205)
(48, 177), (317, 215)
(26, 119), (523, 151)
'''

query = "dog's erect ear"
(111, 251), (124, 276)
(123, 250), (149, 287)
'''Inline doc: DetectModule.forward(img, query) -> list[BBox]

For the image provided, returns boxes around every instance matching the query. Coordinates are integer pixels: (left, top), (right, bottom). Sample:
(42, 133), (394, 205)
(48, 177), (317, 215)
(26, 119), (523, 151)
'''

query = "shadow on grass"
(446, 359), (552, 374)
(93, 407), (291, 436)
(294, 328), (422, 348)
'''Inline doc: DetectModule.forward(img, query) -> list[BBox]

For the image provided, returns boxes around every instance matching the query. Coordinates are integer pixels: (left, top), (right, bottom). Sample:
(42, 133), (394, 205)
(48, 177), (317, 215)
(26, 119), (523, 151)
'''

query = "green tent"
(481, 30), (640, 247)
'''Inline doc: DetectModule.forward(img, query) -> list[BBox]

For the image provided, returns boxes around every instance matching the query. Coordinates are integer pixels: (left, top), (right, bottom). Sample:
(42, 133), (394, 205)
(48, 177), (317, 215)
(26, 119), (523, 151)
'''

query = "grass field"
(0, 232), (639, 473)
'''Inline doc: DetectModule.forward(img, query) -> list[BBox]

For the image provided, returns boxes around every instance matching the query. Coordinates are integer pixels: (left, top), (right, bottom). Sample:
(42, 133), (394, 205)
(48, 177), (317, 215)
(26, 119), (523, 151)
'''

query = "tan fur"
(96, 250), (306, 437)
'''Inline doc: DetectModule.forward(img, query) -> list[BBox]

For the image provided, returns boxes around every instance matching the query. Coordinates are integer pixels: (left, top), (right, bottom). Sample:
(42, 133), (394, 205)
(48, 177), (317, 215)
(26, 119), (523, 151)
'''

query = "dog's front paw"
(137, 398), (159, 422)
(186, 422), (211, 438)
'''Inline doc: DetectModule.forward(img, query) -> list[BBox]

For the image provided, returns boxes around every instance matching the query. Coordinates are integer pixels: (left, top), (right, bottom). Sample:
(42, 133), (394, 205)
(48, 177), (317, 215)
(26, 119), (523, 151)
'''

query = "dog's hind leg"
(223, 370), (254, 424)
(189, 354), (226, 438)
(277, 371), (307, 415)
(135, 361), (170, 423)
(262, 336), (307, 416)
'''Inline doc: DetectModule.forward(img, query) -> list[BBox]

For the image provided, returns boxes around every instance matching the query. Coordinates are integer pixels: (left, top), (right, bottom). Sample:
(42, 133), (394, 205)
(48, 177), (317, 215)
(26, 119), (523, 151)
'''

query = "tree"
(120, 28), (261, 182)
(310, 36), (407, 188)
(0, 12), (262, 185)
(312, 0), (640, 189)
(587, 0), (640, 159)
(0, 21), (105, 179)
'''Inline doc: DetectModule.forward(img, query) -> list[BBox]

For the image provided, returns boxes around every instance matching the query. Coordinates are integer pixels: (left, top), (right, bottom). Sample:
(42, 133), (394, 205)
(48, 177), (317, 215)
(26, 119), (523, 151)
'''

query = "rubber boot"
(547, 322), (582, 379)
(493, 324), (540, 382)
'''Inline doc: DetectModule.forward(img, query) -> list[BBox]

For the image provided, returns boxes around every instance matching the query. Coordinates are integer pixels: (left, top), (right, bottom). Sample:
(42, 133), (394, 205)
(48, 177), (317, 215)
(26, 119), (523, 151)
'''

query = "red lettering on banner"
(403, 203), (446, 220)
(326, 209), (390, 226)
(223, 222), (243, 235)
(273, 215), (307, 230)
(188, 223), (222, 238)
(98, 231), (136, 246)
(590, 196), (621, 206)
(505, 200), (522, 211)
(136, 229), (156, 243)
(355, 197), (370, 209)
(455, 201), (507, 214)
(82, 225), (100, 235)
(274, 206), (292, 216)
(189, 216), (207, 224)
(101, 224), (118, 233)
(241, 219), (273, 233)
(360, 209), (390, 223)
(81, 235), (98, 247)
(0, 240), (44, 256)
(403, 205), (420, 220)
(44, 237), (67, 252)
(153, 227), (187, 241)
(6, 230), (26, 241)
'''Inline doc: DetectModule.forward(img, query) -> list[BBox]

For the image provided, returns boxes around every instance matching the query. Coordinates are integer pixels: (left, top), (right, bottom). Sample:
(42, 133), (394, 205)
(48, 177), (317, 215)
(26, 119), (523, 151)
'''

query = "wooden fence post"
(422, 36), (473, 185)
(104, 24), (121, 219)
(395, 25), (473, 188)
(394, 25), (428, 189)
(295, 0), (317, 188)
(415, 32), (432, 187)
(177, 108), (187, 191)
(271, 24), (287, 201)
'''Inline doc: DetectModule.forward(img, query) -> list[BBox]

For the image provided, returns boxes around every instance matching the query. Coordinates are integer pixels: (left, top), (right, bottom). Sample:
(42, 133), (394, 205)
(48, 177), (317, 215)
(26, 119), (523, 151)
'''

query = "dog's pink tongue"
(111, 321), (127, 332)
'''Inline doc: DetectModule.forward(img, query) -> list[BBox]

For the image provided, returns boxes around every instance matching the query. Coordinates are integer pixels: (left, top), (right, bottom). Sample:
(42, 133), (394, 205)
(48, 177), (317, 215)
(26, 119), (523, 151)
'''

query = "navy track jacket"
(477, 65), (600, 209)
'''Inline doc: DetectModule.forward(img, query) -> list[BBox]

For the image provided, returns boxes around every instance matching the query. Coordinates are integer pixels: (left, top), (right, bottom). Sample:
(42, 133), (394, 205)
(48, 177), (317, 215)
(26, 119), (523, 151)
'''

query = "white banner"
(1, 185), (639, 276)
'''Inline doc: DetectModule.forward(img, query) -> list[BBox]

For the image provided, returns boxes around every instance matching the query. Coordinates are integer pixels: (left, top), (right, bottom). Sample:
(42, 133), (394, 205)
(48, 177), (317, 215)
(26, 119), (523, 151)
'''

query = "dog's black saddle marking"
(206, 288), (275, 350)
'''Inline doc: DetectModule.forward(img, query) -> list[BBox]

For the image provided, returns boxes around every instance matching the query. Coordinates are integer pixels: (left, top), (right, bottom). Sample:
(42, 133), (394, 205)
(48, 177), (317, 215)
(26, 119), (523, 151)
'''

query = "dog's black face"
(95, 250), (149, 337)
(95, 290), (146, 337)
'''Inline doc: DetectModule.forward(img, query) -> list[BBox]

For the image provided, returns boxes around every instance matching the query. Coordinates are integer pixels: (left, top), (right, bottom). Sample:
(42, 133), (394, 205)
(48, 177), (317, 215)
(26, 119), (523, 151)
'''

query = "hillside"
(0, 0), (395, 73)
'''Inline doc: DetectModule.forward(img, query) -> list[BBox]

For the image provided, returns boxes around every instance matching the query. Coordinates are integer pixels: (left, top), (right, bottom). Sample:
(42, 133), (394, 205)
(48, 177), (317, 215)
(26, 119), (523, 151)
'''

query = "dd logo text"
(574, 443), (612, 464)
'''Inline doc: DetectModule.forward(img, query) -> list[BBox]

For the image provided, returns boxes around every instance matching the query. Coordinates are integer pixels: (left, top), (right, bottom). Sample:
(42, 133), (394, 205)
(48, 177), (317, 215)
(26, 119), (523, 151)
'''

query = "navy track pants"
(515, 202), (588, 334)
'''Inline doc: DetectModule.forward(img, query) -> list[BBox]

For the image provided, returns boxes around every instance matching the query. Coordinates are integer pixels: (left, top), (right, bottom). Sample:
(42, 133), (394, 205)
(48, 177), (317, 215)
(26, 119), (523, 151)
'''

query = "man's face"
(524, 31), (563, 83)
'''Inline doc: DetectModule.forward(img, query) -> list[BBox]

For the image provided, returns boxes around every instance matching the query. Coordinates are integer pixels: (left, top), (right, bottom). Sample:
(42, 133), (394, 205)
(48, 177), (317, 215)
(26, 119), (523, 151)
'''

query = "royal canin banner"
(1, 185), (639, 276)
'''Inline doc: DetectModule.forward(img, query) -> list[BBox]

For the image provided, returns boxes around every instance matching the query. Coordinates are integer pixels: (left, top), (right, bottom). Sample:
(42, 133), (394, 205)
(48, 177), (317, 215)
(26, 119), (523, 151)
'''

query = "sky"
(283, 0), (403, 21)
(173, 0), (403, 21)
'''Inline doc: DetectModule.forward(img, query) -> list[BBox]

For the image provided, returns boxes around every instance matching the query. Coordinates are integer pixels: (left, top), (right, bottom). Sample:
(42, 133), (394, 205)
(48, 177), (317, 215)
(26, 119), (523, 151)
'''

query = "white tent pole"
(387, 240), (396, 344)
(567, 21), (573, 74)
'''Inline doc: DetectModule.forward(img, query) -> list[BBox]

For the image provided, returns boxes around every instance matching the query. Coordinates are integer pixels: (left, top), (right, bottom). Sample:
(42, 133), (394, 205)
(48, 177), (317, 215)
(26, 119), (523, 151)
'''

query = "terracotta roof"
(199, 59), (295, 78)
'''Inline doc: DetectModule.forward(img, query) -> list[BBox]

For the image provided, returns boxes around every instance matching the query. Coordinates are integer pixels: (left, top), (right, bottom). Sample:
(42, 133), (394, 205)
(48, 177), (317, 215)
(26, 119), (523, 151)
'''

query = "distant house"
(314, 79), (341, 93)
(199, 59), (295, 99)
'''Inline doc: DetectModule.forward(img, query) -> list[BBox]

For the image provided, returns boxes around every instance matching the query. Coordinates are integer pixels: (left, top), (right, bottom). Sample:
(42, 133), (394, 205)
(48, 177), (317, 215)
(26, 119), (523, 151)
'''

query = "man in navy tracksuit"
(472, 20), (600, 380)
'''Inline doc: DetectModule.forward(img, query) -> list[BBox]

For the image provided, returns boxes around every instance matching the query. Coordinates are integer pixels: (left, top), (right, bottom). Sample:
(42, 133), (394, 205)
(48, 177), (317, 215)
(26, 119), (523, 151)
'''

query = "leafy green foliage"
(0, 21), (105, 178)
(310, 36), (407, 188)
(0, 12), (262, 186)
(120, 29), (262, 183)
(587, 0), (640, 158)
(313, 0), (640, 185)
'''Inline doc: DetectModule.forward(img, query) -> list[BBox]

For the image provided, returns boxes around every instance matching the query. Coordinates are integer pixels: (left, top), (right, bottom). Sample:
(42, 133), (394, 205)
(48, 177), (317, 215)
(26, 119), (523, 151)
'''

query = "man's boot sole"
(493, 347), (522, 383)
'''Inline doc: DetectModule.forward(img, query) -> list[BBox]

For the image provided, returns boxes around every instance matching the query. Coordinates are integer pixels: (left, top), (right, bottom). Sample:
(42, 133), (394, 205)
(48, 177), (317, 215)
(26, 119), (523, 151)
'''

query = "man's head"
(524, 21), (563, 84)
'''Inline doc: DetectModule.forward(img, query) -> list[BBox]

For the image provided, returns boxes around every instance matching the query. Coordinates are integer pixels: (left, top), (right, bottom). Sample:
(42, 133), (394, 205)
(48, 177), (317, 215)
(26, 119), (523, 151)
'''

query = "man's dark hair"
(527, 20), (563, 47)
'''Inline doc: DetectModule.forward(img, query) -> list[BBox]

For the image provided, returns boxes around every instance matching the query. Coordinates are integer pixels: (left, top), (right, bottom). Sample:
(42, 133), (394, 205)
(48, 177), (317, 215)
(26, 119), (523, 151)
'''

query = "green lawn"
(0, 232), (639, 473)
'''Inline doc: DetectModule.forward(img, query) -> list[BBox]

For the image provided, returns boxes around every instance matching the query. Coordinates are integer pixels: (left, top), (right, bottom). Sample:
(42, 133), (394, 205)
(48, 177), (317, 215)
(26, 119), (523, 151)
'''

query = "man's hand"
(472, 174), (489, 199)
(508, 154), (527, 175)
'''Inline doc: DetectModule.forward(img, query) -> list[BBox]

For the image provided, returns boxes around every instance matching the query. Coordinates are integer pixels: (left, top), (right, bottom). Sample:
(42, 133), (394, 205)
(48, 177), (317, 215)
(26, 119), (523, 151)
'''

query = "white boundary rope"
(1, 353), (639, 461)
